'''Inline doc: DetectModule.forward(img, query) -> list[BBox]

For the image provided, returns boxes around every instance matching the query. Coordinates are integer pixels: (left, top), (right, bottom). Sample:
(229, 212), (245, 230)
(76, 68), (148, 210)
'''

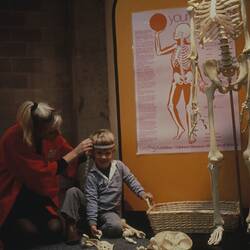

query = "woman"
(0, 101), (92, 249)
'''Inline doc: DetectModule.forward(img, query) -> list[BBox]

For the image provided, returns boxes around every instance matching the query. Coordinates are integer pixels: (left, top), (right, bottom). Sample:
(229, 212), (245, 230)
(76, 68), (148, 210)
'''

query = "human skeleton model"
(154, 22), (196, 143)
(187, 0), (250, 245)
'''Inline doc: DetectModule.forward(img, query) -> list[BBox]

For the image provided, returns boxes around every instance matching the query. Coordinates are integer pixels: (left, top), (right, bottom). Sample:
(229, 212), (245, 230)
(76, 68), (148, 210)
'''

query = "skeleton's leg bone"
(203, 59), (224, 245)
(167, 84), (185, 139)
(208, 164), (224, 227)
(208, 164), (224, 245)
(204, 60), (223, 162)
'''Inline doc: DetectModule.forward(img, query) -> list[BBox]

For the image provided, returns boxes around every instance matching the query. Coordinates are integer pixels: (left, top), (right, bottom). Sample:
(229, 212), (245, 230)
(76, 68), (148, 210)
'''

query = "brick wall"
(70, 0), (109, 141)
(0, 0), (109, 145)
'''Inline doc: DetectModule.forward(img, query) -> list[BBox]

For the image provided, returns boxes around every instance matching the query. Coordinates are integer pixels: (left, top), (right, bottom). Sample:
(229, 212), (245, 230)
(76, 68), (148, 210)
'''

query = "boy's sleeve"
(119, 161), (146, 198)
(85, 173), (98, 226)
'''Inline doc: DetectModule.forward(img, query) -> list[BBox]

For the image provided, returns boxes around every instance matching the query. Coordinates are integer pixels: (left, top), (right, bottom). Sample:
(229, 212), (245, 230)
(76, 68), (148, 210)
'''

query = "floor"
(31, 232), (250, 250)
(6, 211), (248, 250)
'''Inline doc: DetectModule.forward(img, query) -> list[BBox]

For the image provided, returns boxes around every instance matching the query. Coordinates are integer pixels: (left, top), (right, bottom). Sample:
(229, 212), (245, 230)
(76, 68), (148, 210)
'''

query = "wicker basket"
(146, 201), (240, 234)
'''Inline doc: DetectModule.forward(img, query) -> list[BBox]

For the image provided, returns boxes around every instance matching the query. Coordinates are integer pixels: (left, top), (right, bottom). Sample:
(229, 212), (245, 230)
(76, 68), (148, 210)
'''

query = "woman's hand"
(63, 138), (93, 164)
(74, 138), (93, 156)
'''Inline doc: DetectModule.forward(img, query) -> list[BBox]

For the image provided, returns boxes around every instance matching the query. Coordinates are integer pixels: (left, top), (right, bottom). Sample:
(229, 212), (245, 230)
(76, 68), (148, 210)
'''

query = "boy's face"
(93, 148), (114, 169)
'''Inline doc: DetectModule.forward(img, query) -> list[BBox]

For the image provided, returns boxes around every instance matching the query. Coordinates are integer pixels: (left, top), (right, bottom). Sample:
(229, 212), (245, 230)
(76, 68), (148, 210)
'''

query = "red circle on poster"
(149, 13), (167, 32)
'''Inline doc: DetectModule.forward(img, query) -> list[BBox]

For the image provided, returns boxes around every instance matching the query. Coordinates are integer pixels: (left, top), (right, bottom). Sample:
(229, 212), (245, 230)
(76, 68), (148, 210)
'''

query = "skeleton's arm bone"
(188, 5), (200, 137)
(155, 33), (176, 56)
(243, 126), (250, 171)
(243, 57), (250, 167)
(187, 6), (197, 61)
(240, 0), (250, 52)
(246, 60), (250, 101)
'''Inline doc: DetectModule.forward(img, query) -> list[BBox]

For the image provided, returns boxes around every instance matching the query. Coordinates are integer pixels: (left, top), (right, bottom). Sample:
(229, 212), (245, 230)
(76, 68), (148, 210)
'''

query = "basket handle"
(145, 198), (153, 209)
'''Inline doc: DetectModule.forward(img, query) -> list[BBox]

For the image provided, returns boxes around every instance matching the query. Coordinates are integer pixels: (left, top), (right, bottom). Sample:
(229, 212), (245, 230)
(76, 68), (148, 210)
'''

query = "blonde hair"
(90, 129), (115, 147)
(16, 101), (62, 146)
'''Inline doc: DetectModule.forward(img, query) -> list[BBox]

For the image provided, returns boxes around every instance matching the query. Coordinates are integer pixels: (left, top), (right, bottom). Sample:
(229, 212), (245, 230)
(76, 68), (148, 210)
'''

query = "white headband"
(93, 144), (115, 149)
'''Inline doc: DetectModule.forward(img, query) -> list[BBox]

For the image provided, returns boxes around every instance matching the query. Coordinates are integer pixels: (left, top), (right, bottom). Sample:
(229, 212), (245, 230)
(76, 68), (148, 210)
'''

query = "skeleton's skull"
(174, 23), (190, 40)
(148, 231), (192, 250)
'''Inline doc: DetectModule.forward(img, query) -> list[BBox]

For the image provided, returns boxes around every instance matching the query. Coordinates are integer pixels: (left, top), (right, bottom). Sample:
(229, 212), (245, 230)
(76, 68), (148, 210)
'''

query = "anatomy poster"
(132, 8), (241, 154)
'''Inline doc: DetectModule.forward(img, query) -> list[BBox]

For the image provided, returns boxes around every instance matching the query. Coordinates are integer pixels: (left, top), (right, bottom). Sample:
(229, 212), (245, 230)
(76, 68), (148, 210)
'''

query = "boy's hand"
(90, 225), (102, 239)
(142, 192), (153, 204)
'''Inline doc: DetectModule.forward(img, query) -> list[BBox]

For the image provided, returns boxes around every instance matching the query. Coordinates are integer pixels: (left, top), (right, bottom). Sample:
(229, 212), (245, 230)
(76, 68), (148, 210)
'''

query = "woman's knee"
(47, 218), (63, 235)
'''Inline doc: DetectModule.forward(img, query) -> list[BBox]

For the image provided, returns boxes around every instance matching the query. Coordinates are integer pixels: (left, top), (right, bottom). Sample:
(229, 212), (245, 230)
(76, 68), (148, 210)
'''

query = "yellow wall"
(115, 0), (250, 211)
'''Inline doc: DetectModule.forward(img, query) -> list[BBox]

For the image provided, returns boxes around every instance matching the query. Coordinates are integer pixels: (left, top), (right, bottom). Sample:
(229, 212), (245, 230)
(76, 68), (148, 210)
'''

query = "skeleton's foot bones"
(188, 133), (197, 144)
(208, 226), (224, 245)
(173, 127), (185, 140)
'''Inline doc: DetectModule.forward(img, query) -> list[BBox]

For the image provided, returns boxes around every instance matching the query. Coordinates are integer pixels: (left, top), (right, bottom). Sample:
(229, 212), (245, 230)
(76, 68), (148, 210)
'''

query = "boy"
(85, 129), (153, 238)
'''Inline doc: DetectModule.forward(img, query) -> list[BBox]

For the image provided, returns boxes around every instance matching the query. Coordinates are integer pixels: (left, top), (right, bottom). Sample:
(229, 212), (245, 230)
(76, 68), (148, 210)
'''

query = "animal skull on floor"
(136, 231), (193, 250)
(187, 0), (250, 245)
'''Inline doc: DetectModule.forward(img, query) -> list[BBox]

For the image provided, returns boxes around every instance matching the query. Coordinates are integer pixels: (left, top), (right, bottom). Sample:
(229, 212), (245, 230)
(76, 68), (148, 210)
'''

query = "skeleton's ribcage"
(172, 45), (191, 72)
(193, 0), (242, 43)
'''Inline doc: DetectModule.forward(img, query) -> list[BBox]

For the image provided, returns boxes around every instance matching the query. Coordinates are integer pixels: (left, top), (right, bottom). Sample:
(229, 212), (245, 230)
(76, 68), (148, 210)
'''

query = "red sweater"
(0, 123), (77, 226)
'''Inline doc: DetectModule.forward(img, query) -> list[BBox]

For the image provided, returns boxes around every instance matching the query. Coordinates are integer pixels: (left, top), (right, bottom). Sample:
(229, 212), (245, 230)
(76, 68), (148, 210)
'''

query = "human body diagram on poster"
(150, 13), (206, 144)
